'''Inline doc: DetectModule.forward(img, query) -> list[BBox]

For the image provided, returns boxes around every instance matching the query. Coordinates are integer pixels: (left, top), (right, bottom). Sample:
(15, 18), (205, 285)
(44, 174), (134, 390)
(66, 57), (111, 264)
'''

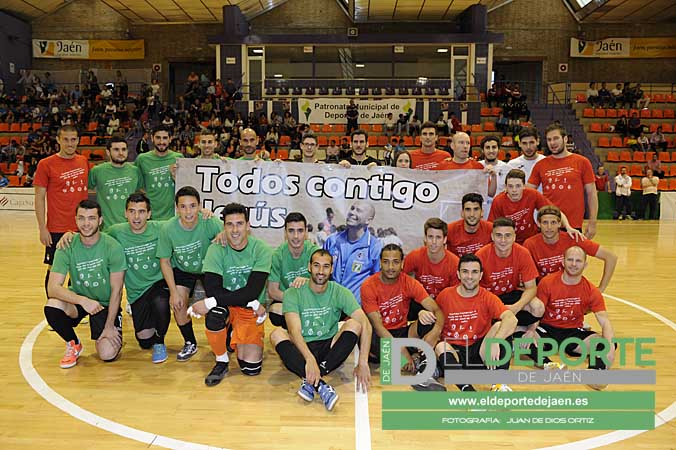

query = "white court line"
(19, 320), (228, 450)
(535, 293), (676, 450)
(353, 347), (372, 450)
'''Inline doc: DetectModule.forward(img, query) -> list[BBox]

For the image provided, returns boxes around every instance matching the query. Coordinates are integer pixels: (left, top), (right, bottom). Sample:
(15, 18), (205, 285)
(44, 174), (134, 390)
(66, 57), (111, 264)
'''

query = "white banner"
(297, 98), (416, 124)
(176, 159), (487, 253)
(0, 187), (35, 211)
(33, 40), (89, 59)
(570, 38), (630, 58)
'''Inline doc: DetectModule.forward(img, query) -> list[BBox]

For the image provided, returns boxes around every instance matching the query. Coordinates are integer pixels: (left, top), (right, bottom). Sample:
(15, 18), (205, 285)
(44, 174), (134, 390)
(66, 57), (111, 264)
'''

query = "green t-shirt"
(88, 162), (142, 230)
(108, 221), (164, 303)
(51, 233), (127, 306)
(202, 236), (272, 303)
(283, 281), (360, 342)
(135, 150), (184, 220)
(269, 240), (318, 291)
(156, 214), (222, 274)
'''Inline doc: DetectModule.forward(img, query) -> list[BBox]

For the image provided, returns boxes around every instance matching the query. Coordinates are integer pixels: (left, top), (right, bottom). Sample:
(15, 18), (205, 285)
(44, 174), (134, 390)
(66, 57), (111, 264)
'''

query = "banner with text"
(297, 98), (416, 124)
(176, 159), (487, 252)
(570, 37), (676, 58)
(32, 39), (145, 60)
(0, 187), (35, 211)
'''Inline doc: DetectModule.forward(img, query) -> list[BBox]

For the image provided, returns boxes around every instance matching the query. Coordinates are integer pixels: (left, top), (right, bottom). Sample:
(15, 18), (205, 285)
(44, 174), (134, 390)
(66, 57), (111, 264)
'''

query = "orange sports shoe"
(59, 340), (83, 369)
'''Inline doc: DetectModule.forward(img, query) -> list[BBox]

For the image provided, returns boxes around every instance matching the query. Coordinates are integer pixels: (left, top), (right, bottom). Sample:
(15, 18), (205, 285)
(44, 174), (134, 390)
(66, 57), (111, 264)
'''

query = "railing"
(547, 82), (676, 104)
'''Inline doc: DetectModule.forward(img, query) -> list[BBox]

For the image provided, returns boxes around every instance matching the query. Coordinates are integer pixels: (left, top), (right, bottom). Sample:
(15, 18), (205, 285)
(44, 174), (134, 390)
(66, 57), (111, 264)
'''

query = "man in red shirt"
(361, 244), (444, 373)
(489, 169), (581, 244)
(447, 193), (493, 256)
(527, 123), (597, 238)
(534, 246), (616, 389)
(431, 253), (517, 392)
(409, 122), (451, 170)
(524, 205), (617, 292)
(34, 125), (89, 294)
(476, 217), (543, 329)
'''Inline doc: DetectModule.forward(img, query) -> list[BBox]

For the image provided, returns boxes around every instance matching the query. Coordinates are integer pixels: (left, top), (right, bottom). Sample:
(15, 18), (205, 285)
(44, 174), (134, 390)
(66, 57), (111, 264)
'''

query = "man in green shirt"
(157, 186), (223, 361)
(88, 135), (142, 230)
(44, 199), (126, 369)
(269, 249), (372, 411)
(135, 125), (183, 220)
(188, 203), (272, 386)
(238, 127), (270, 160)
(197, 131), (222, 160)
(267, 212), (318, 329)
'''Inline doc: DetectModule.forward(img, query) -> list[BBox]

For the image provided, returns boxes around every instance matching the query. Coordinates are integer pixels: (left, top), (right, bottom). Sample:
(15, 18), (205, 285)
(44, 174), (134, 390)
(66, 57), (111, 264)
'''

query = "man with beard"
(135, 125), (184, 220)
(527, 123), (597, 238)
(270, 249), (372, 411)
(409, 122), (449, 170)
(44, 200), (126, 368)
(238, 127), (270, 160)
(508, 127), (545, 183)
(88, 135), (142, 230)
(299, 133), (321, 163)
(197, 131), (221, 159)
(447, 193), (494, 257)
(340, 129), (379, 167)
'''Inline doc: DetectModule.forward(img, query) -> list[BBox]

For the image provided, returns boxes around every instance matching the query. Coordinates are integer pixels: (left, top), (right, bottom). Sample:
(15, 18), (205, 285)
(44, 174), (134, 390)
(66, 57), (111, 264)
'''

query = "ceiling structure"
(1, 0), (674, 24)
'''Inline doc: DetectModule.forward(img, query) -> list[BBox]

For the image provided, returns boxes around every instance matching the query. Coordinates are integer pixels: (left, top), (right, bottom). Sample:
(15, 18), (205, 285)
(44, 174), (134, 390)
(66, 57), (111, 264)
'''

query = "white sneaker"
(543, 362), (566, 370)
(125, 303), (132, 316)
(491, 384), (513, 392)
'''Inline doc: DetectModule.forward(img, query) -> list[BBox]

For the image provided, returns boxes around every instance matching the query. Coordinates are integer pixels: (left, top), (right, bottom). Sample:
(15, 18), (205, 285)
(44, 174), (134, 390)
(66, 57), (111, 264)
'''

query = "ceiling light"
(252, 48), (264, 54)
(273, 74), (283, 78)
(437, 48), (449, 53)
(356, 63), (365, 68)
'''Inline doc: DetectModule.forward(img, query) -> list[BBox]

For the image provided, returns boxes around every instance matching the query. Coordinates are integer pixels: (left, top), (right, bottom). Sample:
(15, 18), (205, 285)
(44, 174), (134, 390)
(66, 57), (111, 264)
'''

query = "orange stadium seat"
(0, 123), (10, 133)
(279, 135), (291, 146)
(658, 179), (668, 191)
(334, 124), (346, 132)
(361, 124), (370, 132)
(20, 123), (30, 132)
(8, 176), (21, 186)
(310, 124), (321, 132)
(620, 151), (632, 162)
(633, 151), (646, 162)
(666, 110), (676, 119)
(662, 123), (673, 133)
(498, 150), (506, 160)
(667, 94), (676, 103)
(646, 151), (655, 160)
(606, 151), (620, 161)
(670, 165), (676, 177)
(653, 94), (665, 103)
(471, 124), (482, 133)
(368, 136), (377, 146)
(403, 136), (413, 146)
(317, 136), (327, 146)
(582, 108), (594, 118)
(79, 136), (91, 146)
(472, 149), (481, 159)
(602, 122), (613, 132)
(576, 94), (587, 103)
(481, 107), (491, 116)
(377, 136), (388, 146)
(80, 149), (92, 159)
(501, 136), (514, 146)
(9, 123), (20, 132)
(669, 179), (676, 191)
(640, 109), (651, 119)
(491, 107), (502, 116)
(649, 124), (659, 133)
(652, 109), (663, 119)
(439, 137), (448, 146)
(277, 149), (289, 160)
(87, 122), (98, 132)
(606, 109), (617, 118)
(32, 122), (43, 130)
(0, 136), (9, 146)
(483, 121), (496, 132)
(598, 137), (611, 147)
(321, 124), (332, 133)
(371, 124), (383, 132)
(659, 151), (671, 161)
(589, 123), (602, 132)
(414, 136), (421, 146)
(617, 109), (629, 118)
(630, 165), (644, 177)
(631, 178), (642, 190)
(594, 108), (606, 118)
(611, 137), (624, 148)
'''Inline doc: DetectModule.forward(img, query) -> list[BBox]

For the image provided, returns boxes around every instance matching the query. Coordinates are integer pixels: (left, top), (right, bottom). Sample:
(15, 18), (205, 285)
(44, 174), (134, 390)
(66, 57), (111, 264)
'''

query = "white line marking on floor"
(354, 347), (372, 450)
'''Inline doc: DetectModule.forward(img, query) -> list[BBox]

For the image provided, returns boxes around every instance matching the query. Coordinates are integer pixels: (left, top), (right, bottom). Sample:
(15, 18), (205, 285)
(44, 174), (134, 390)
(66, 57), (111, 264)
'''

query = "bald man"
(323, 201), (382, 304)
(442, 132), (497, 197)
(238, 128), (270, 161)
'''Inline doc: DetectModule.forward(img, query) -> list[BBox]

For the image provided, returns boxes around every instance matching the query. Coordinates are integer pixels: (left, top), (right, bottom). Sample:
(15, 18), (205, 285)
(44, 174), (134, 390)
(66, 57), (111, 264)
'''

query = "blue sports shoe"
(318, 383), (339, 411)
(297, 380), (315, 402)
(152, 343), (167, 364)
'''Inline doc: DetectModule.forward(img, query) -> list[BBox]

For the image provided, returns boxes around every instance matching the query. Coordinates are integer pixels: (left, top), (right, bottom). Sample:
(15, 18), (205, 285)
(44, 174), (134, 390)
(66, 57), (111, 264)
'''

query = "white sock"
(216, 353), (230, 363)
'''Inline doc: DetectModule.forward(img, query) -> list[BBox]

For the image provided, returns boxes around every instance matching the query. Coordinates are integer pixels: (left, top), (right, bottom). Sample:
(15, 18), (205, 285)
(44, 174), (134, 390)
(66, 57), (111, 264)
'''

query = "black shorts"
(499, 290), (537, 327)
(307, 338), (334, 365)
(407, 300), (424, 322)
(369, 325), (410, 360)
(130, 279), (169, 333)
(70, 304), (123, 340)
(450, 337), (485, 369)
(43, 232), (65, 265)
(537, 323), (596, 354)
(173, 267), (203, 293)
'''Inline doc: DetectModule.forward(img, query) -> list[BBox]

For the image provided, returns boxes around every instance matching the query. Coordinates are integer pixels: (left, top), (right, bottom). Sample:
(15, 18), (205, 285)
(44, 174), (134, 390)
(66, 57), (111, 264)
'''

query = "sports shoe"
(318, 382), (339, 411)
(205, 362), (229, 386)
(177, 342), (198, 361)
(586, 368), (608, 390)
(152, 343), (167, 364)
(412, 377), (447, 391)
(491, 384), (513, 392)
(543, 362), (566, 370)
(60, 340), (83, 369)
(297, 379), (315, 402)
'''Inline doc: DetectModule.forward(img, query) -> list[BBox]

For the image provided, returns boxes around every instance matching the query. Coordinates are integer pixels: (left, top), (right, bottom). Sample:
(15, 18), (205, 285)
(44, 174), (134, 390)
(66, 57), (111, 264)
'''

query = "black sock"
(178, 321), (196, 345)
(322, 331), (358, 375)
(438, 351), (474, 391)
(275, 340), (307, 378)
(44, 306), (78, 344)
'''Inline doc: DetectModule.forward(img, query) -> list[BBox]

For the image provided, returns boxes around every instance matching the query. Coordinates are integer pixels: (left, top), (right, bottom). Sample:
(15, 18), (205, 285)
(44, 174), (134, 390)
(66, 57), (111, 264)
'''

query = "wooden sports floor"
(1, 211), (675, 450)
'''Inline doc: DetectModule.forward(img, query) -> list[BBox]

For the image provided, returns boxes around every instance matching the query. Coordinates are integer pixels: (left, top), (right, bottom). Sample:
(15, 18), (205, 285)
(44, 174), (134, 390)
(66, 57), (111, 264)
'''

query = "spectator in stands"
(627, 112), (642, 138)
(610, 83), (623, 108)
(393, 137), (406, 153)
(0, 172), (9, 187)
(614, 166), (632, 220)
(87, 70), (100, 99)
(586, 82), (600, 107)
(595, 165), (610, 193)
(448, 112), (461, 135)
(224, 78), (238, 99)
(634, 131), (650, 153)
(264, 126), (279, 153)
(115, 70), (128, 98)
(325, 139), (341, 164)
(282, 111), (296, 136)
(650, 126), (668, 152)
(393, 150), (411, 168)
(640, 168), (659, 220)
(107, 113), (120, 136)
(634, 84), (649, 109)
(647, 153), (664, 178)
(384, 112), (396, 138)
(621, 82), (635, 109)
(598, 82), (611, 108)
(382, 140), (393, 166)
(511, 83), (523, 102)
(435, 113), (448, 136)
(614, 116), (627, 137)
(396, 112), (410, 136)
(409, 115), (422, 137)
(486, 83), (498, 107)
(496, 111), (509, 136)
(346, 99), (359, 135)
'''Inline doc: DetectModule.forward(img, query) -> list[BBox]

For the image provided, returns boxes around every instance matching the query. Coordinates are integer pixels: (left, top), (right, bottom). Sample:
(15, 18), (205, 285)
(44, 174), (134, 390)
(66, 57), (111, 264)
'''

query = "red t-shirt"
(488, 188), (551, 244)
(409, 149), (450, 170)
(33, 153), (89, 233)
(523, 232), (601, 278)
(595, 174), (608, 192)
(537, 271), (606, 329)
(436, 286), (507, 345)
(438, 159), (484, 171)
(403, 246), (459, 299)
(361, 272), (429, 330)
(528, 154), (595, 229)
(476, 243), (539, 295)
(447, 219), (493, 257)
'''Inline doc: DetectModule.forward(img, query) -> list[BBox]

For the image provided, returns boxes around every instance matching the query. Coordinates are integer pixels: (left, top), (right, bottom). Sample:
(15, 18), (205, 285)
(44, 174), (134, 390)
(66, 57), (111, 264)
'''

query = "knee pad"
(269, 311), (286, 328)
(516, 310), (540, 326)
(416, 322), (434, 338)
(205, 306), (229, 332)
(238, 358), (262, 376)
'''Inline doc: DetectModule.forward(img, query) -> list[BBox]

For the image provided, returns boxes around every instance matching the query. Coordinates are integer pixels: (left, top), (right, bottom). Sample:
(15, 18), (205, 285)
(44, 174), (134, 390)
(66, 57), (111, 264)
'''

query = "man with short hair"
(268, 212), (318, 328)
(44, 200), (126, 368)
(408, 122), (448, 170)
(524, 205), (617, 292)
(157, 186), (223, 361)
(430, 253), (517, 392)
(188, 203), (272, 386)
(324, 139), (341, 164)
(340, 129), (379, 166)
(135, 125), (184, 221)
(443, 132), (497, 196)
(489, 169), (579, 244)
(479, 135), (511, 214)
(595, 165), (609, 193)
(299, 133), (321, 163)
(614, 166), (633, 220)
(362, 244), (444, 373)
(447, 193), (493, 257)
(346, 99), (359, 135)
(534, 246), (616, 389)
(88, 135), (142, 230)
(197, 131), (221, 159)
(323, 201), (382, 304)
(528, 123), (597, 238)
(270, 249), (372, 410)
(507, 127), (545, 186)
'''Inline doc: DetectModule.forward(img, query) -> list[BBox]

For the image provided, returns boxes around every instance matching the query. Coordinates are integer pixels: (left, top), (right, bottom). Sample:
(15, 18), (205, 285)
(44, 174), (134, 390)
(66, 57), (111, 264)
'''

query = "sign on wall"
(297, 98), (416, 124)
(32, 39), (145, 60)
(570, 37), (676, 59)
(0, 187), (35, 211)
